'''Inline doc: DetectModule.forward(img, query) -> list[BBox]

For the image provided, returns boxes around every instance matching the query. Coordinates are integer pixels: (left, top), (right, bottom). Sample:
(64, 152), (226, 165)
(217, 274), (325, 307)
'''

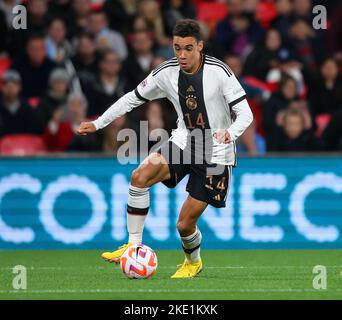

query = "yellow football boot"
(171, 258), (203, 278)
(101, 243), (132, 263)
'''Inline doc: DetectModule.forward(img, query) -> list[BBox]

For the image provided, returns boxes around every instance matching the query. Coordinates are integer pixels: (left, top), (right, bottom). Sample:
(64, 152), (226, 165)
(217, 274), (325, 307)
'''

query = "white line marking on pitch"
(0, 265), (342, 270)
(0, 288), (342, 294)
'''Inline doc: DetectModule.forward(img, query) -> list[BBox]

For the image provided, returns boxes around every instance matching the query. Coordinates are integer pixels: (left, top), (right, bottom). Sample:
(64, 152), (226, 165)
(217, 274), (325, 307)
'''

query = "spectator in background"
(9, 0), (49, 54)
(71, 32), (99, 83)
(267, 108), (322, 152)
(102, 114), (131, 153)
(292, 0), (312, 22)
(47, 0), (73, 23)
(84, 49), (127, 117)
(0, 70), (41, 137)
(288, 18), (324, 72)
(26, 0), (49, 34)
(242, 0), (258, 13)
(309, 57), (342, 117)
(88, 10), (128, 61)
(68, 0), (92, 37)
(122, 30), (156, 133)
(145, 100), (166, 151)
(292, 0), (326, 41)
(43, 92), (101, 151)
(36, 68), (70, 131)
(0, 7), (9, 55)
(262, 74), (299, 144)
(322, 110), (342, 151)
(291, 0), (326, 70)
(265, 54), (305, 99)
(131, 15), (153, 34)
(46, 17), (72, 64)
(243, 28), (290, 81)
(199, 21), (225, 60)
(103, 0), (132, 36)
(161, 0), (196, 38)
(218, 0), (245, 23)
(0, 0), (22, 29)
(271, 0), (294, 42)
(215, 0), (264, 58)
(137, 0), (170, 49)
(123, 30), (155, 91)
(327, 2), (342, 59)
(120, 0), (138, 16)
(11, 33), (56, 99)
(277, 100), (312, 131)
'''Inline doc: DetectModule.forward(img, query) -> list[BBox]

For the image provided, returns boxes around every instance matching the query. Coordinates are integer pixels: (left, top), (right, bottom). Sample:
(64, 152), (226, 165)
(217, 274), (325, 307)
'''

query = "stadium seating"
(197, 2), (228, 34)
(315, 113), (331, 137)
(0, 57), (11, 90)
(255, 1), (278, 29)
(0, 134), (47, 155)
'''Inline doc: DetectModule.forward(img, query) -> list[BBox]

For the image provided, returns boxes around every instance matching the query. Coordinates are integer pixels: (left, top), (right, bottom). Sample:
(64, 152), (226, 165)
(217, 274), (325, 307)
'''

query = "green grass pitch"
(0, 250), (342, 300)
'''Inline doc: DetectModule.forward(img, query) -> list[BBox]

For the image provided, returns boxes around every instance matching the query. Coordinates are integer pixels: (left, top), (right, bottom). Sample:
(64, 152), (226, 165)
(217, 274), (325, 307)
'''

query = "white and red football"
(120, 244), (158, 279)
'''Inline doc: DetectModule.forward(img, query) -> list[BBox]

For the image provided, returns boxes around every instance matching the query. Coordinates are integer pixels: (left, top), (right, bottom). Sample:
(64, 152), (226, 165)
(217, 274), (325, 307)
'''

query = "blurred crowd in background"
(0, 0), (341, 155)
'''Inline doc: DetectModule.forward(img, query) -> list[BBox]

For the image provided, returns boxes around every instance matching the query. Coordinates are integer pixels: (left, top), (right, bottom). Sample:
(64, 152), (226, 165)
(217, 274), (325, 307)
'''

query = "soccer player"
(78, 19), (253, 278)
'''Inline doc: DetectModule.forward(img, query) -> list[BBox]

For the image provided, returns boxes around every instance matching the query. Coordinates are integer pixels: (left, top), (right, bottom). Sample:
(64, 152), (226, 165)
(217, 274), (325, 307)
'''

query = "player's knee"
(130, 169), (149, 188)
(149, 152), (164, 165)
(177, 220), (192, 236)
(176, 220), (186, 234)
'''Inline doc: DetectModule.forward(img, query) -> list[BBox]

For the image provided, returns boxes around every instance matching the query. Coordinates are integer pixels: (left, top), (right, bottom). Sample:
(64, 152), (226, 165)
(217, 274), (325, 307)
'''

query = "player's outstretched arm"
(76, 89), (147, 135)
(77, 121), (97, 135)
(77, 71), (166, 134)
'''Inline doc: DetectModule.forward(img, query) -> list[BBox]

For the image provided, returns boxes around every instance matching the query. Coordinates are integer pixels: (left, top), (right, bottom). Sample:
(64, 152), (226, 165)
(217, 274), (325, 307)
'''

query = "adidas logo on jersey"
(213, 194), (221, 201)
(186, 85), (195, 92)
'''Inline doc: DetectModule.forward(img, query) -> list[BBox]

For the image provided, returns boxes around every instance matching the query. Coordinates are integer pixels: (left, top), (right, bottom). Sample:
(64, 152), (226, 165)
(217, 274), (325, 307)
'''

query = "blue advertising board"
(0, 156), (341, 249)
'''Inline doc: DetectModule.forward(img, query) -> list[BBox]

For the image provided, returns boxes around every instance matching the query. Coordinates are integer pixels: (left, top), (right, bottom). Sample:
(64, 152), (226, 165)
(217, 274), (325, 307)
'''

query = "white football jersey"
(93, 54), (253, 166)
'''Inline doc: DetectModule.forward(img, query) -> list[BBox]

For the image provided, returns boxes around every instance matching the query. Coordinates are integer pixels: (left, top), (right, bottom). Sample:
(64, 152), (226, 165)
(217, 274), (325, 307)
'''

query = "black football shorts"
(155, 140), (232, 208)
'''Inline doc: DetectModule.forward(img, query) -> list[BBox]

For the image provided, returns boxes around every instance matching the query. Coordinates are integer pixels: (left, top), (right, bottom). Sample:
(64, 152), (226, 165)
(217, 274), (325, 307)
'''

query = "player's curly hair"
(172, 19), (202, 41)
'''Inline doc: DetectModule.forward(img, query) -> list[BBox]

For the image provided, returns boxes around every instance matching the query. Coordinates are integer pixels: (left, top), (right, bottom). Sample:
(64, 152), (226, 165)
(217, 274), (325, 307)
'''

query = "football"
(120, 244), (158, 279)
